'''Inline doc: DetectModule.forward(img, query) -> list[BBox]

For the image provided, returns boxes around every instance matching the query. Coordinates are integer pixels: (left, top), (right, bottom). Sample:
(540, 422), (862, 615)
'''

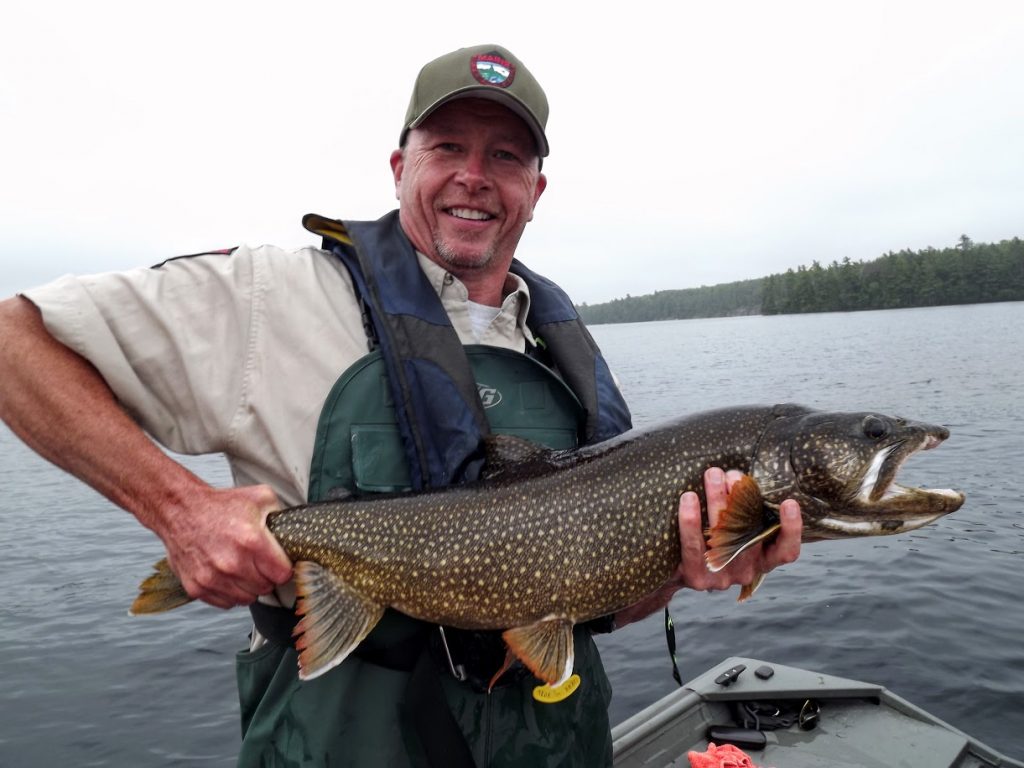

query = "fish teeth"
(880, 484), (910, 501)
(857, 448), (891, 501)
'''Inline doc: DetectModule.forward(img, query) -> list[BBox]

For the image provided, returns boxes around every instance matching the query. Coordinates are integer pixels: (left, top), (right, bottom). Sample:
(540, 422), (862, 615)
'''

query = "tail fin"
(129, 558), (193, 615)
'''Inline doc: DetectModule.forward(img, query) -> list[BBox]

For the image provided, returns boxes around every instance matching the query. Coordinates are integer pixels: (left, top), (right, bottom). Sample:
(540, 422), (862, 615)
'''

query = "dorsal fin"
(480, 434), (564, 481)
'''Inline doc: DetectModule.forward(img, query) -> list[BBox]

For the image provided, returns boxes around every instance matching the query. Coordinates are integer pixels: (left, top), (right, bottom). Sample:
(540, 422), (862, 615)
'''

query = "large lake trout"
(132, 404), (964, 687)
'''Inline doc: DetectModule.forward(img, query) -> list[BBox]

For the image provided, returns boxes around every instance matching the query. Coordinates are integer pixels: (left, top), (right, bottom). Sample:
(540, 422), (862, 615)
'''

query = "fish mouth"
(858, 433), (962, 504)
(816, 433), (965, 538)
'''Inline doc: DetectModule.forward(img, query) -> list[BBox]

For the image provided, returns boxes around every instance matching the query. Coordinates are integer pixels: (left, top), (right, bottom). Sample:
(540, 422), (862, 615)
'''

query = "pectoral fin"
(502, 616), (575, 687)
(292, 561), (384, 680)
(704, 475), (780, 572)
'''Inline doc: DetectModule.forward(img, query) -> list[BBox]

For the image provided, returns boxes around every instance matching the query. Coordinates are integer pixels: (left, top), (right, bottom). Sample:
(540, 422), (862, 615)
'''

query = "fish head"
(756, 407), (965, 541)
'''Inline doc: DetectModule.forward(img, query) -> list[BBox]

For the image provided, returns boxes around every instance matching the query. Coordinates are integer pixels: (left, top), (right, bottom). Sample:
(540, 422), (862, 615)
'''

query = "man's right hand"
(159, 484), (294, 610)
(0, 297), (294, 612)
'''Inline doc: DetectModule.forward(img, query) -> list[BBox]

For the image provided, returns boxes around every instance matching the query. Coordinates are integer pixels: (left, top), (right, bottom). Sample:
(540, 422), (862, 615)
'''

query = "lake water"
(1, 302), (1022, 766)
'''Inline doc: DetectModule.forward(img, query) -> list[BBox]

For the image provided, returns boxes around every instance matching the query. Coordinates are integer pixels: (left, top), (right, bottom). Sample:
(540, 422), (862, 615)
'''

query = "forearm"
(0, 296), (210, 537)
(1, 295), (294, 607)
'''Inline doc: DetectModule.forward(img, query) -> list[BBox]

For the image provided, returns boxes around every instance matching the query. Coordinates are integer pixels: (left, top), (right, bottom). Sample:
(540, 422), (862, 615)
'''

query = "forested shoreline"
(576, 236), (1024, 325)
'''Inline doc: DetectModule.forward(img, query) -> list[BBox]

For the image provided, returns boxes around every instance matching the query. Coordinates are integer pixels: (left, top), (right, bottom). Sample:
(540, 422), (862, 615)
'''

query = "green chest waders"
(235, 347), (614, 768)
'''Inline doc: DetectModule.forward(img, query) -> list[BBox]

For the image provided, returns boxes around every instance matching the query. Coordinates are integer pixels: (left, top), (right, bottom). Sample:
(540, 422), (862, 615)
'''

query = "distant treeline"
(576, 235), (1024, 325)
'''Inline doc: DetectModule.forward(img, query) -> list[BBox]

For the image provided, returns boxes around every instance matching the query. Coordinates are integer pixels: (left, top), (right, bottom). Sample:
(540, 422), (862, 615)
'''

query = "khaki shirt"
(24, 242), (534, 506)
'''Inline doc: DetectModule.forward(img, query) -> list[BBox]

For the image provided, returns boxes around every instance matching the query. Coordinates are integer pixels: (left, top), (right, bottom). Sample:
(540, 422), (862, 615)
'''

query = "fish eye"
(863, 415), (889, 440)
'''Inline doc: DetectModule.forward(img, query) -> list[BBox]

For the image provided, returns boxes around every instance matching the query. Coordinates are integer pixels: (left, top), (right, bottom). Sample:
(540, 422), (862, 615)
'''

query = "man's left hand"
(675, 467), (801, 593)
(613, 467), (802, 628)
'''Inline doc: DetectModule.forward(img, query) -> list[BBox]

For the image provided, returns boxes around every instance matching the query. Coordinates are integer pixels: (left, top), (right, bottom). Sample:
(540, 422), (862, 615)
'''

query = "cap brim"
(404, 87), (549, 157)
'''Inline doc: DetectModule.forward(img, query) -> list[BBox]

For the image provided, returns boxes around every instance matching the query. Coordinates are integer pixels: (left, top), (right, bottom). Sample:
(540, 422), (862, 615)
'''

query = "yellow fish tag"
(532, 674), (581, 704)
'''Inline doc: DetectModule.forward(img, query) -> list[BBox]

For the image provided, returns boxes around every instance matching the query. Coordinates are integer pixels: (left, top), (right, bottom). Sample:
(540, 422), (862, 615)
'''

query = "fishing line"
(664, 607), (683, 686)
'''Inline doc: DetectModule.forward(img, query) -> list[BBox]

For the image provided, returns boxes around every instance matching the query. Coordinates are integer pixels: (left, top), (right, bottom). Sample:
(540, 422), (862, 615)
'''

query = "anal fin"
(502, 616), (575, 687)
(292, 561), (384, 680)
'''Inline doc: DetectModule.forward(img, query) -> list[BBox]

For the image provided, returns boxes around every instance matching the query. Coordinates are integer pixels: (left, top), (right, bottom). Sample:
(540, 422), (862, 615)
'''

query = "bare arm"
(0, 296), (292, 608)
(614, 467), (802, 627)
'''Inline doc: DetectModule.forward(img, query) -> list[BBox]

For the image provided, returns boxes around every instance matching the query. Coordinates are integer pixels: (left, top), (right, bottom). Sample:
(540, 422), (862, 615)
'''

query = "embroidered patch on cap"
(471, 52), (516, 88)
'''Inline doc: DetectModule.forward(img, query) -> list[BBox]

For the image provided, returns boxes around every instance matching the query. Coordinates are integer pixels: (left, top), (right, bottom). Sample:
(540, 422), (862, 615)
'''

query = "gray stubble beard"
(432, 234), (496, 273)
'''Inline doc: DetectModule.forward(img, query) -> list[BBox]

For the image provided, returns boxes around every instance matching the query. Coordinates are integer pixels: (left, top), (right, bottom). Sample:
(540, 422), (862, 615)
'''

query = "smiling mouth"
(446, 207), (495, 222)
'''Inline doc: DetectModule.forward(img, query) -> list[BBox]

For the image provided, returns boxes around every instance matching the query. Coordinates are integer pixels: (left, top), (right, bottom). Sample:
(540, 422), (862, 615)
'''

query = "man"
(0, 44), (801, 766)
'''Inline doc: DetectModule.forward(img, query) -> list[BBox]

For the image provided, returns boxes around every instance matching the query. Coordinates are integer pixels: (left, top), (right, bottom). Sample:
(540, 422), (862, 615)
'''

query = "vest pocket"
(235, 641), (288, 738)
(351, 424), (412, 492)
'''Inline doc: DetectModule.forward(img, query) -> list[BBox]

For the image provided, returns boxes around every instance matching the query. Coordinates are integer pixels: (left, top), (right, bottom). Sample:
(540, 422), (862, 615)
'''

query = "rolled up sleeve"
(23, 249), (257, 455)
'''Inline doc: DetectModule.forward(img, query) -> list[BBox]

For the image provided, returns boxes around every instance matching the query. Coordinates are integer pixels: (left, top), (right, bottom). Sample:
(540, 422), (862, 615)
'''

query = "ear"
(527, 172), (547, 222)
(389, 149), (404, 200)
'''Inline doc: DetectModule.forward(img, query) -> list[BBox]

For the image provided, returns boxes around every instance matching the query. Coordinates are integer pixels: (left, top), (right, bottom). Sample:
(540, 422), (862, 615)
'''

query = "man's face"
(391, 98), (547, 277)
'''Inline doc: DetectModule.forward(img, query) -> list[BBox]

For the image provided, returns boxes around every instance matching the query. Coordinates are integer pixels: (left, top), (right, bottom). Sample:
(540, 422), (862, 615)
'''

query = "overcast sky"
(2, 0), (1021, 303)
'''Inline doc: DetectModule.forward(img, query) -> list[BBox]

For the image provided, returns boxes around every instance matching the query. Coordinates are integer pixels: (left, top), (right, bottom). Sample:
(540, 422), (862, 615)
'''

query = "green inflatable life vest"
(309, 345), (584, 499)
(236, 348), (615, 768)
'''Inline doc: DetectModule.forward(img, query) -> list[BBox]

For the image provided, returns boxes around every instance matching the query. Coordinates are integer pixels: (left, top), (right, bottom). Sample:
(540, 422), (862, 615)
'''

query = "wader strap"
(249, 602), (298, 647)
(401, 649), (478, 768)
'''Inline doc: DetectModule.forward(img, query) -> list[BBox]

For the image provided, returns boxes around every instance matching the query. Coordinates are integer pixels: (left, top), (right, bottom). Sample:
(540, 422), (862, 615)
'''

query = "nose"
(454, 150), (491, 193)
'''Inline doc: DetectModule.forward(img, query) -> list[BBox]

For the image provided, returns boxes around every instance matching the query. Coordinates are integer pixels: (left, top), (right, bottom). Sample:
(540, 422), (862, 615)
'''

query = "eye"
(493, 149), (520, 162)
(862, 415), (889, 440)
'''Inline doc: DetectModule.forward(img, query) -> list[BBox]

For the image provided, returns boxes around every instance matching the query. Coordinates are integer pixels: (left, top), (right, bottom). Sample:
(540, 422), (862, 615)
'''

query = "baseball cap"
(400, 44), (549, 158)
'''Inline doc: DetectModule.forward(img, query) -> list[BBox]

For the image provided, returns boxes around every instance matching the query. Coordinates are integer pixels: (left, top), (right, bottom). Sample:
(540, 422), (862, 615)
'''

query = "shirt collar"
(416, 252), (536, 346)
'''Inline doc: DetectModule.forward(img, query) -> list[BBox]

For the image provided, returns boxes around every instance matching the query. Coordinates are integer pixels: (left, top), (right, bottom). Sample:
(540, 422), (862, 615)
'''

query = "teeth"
(880, 484), (910, 501)
(448, 207), (493, 221)
(858, 448), (891, 501)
